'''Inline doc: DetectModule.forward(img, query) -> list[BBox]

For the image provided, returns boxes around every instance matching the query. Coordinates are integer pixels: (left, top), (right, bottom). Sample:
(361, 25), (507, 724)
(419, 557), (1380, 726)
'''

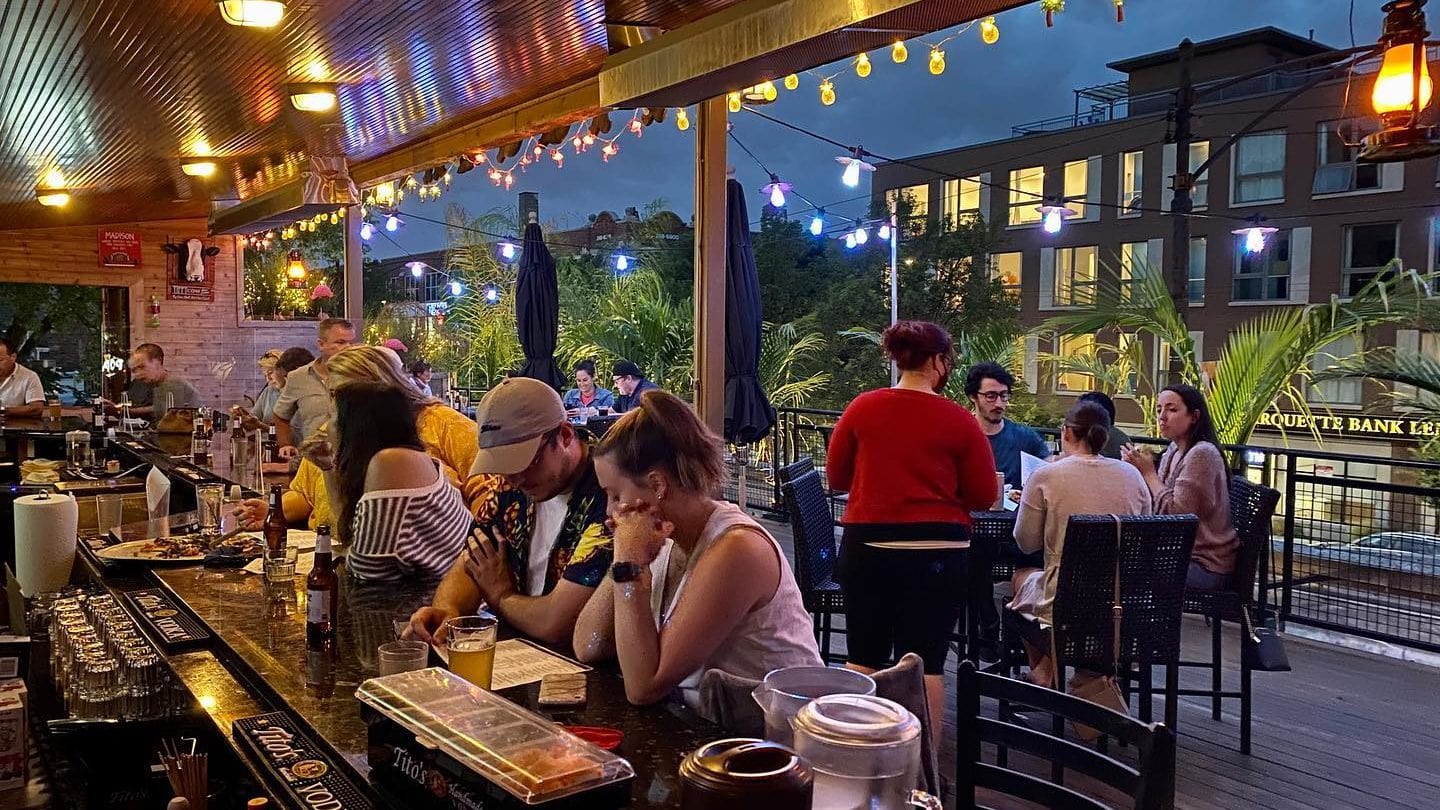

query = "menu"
(426, 638), (590, 691)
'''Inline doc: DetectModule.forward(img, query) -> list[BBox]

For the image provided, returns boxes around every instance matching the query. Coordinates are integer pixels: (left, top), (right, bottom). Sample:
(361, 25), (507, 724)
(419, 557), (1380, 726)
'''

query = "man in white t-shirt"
(406, 378), (613, 644)
(0, 338), (46, 417)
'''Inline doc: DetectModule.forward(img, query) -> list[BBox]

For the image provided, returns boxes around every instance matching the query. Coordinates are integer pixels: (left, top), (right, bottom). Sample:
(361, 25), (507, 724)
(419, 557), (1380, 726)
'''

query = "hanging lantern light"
(407, 261), (426, 278)
(784, 73), (800, 91)
(844, 233), (857, 249)
(819, 80), (836, 106)
(1035, 201), (1076, 234)
(928, 46), (946, 75)
(385, 213), (401, 232)
(359, 222), (374, 241)
(855, 53), (872, 78)
(854, 225), (869, 245)
(980, 17), (1000, 44)
(285, 250), (307, 288)
(809, 210), (825, 236)
(761, 174), (793, 208)
(878, 222), (892, 240)
(1361, 0), (1440, 161)
(675, 108), (691, 131)
(498, 241), (517, 261)
(891, 41), (909, 63)
(1232, 217), (1279, 254)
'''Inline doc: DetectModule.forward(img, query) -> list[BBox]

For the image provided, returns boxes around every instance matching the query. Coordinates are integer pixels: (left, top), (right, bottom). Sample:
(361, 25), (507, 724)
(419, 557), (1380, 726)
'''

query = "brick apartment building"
(873, 26), (1440, 467)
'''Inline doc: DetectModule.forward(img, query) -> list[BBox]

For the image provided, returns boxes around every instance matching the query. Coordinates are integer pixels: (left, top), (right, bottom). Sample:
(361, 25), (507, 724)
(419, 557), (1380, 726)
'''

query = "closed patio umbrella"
(515, 212), (565, 390)
(723, 178), (776, 509)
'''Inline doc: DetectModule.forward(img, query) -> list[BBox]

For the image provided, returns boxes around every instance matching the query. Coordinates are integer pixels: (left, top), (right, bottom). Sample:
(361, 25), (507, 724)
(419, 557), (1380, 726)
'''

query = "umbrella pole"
(736, 443), (749, 513)
(888, 203), (900, 386)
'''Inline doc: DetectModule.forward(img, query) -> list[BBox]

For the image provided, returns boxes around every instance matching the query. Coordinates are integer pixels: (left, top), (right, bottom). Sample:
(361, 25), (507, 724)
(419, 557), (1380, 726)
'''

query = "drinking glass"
(263, 546), (299, 583)
(96, 494), (125, 537)
(197, 484), (225, 537)
(444, 615), (498, 689)
(377, 640), (431, 676)
(46, 396), (62, 426)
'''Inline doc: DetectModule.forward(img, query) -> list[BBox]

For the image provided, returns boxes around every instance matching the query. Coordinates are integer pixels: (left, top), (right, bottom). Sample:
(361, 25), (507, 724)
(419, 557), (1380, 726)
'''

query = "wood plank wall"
(0, 217), (317, 408)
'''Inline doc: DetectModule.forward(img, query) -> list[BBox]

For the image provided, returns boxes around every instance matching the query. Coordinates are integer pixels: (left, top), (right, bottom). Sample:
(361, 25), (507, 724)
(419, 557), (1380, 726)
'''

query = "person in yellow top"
(324, 345), (495, 513)
(235, 456), (335, 531)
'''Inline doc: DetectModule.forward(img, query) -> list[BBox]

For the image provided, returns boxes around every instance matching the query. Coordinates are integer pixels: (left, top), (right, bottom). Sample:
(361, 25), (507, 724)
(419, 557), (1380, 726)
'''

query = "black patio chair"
(1170, 476), (1281, 755)
(778, 460), (846, 664)
(1051, 515), (1196, 739)
(955, 660), (1177, 810)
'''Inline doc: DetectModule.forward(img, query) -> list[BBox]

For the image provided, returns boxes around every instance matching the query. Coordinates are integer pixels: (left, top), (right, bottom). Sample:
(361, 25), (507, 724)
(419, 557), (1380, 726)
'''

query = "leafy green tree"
(0, 283), (103, 393)
(441, 205), (523, 387)
(558, 267), (694, 395)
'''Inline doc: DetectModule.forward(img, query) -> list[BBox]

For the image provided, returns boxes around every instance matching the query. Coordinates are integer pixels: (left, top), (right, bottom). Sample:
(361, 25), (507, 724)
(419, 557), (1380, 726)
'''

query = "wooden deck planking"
(761, 516), (1440, 810)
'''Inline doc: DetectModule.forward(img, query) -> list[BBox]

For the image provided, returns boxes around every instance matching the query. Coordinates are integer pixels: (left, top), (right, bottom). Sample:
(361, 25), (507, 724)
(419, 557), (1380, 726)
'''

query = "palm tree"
(760, 320), (830, 409)
(558, 268), (695, 394)
(443, 205), (524, 387)
(1041, 259), (1435, 446)
(1316, 347), (1440, 420)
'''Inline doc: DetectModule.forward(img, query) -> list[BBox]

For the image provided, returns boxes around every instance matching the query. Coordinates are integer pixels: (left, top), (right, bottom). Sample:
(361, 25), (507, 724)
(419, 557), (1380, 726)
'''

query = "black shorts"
(1003, 606), (1052, 653)
(836, 523), (969, 675)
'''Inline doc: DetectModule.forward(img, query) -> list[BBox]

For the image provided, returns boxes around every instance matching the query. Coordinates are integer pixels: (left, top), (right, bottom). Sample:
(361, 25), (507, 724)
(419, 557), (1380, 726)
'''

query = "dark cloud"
(372, 1), (1383, 258)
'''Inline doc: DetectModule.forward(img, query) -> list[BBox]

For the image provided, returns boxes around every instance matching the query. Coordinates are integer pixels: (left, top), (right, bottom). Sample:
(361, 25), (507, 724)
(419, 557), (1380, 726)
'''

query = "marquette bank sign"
(1256, 411), (1440, 442)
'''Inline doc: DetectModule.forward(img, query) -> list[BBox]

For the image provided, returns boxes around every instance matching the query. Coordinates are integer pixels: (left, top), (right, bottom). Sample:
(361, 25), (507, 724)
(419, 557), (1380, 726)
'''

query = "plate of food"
(99, 532), (265, 563)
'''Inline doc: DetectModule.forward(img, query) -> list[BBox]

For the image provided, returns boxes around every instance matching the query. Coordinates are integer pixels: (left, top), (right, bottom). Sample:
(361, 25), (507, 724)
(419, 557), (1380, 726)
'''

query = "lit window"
(1233, 130), (1286, 204)
(884, 184), (929, 221)
(1119, 241), (1149, 301)
(1342, 222), (1399, 297)
(1055, 333), (1095, 392)
(1232, 230), (1291, 301)
(1120, 150), (1143, 216)
(1054, 245), (1097, 307)
(1188, 237), (1207, 303)
(942, 176), (982, 227)
(989, 252), (1022, 300)
(1009, 166), (1043, 225)
(1189, 142), (1210, 208)
(1063, 159), (1089, 219)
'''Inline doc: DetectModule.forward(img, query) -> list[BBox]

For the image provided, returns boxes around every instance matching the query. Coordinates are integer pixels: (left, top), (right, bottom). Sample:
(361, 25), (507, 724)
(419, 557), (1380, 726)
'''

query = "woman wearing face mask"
(572, 390), (820, 707)
(825, 320), (998, 732)
(1122, 384), (1238, 590)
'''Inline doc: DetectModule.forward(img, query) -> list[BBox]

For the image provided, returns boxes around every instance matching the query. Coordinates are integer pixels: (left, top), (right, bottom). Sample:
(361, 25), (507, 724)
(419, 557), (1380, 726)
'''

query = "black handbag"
(1243, 606), (1291, 672)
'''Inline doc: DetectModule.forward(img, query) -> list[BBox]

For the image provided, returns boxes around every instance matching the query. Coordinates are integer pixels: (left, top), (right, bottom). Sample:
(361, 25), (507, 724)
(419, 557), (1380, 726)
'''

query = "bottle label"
(307, 590), (332, 625)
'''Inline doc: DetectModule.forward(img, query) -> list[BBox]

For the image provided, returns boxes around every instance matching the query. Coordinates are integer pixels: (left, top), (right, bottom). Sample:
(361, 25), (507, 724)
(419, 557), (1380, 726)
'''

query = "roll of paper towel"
(13, 492), (79, 597)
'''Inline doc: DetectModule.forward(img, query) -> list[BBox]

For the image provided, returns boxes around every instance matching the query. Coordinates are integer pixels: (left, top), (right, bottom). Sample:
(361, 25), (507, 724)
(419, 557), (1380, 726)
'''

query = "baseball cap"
(469, 377), (567, 476)
(612, 360), (643, 379)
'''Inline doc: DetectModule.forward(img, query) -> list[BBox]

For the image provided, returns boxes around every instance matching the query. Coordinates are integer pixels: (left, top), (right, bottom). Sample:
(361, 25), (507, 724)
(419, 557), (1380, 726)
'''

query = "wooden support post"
(692, 96), (727, 433)
(343, 204), (364, 332)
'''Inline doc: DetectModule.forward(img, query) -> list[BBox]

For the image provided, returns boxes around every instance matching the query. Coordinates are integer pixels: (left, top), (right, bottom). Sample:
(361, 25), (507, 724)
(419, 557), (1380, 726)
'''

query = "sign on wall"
(98, 229), (141, 267)
(1255, 411), (1440, 443)
(164, 238), (218, 302)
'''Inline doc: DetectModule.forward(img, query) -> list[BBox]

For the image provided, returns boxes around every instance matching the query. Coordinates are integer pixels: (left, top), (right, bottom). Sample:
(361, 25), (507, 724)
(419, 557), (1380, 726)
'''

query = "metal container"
(679, 738), (812, 810)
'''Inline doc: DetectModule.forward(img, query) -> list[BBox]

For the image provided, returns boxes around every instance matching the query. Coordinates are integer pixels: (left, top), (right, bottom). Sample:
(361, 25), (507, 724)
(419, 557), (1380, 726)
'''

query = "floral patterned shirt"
(471, 451), (612, 594)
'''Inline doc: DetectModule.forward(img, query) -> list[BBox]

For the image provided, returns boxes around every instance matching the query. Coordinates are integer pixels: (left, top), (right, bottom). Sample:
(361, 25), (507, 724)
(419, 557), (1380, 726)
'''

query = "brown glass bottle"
(263, 425), (280, 464)
(191, 417), (209, 466)
(263, 484), (287, 552)
(305, 525), (337, 644)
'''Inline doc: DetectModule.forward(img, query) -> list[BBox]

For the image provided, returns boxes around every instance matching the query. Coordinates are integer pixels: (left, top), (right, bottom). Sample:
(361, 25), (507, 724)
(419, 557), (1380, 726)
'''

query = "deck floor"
(760, 516), (1440, 810)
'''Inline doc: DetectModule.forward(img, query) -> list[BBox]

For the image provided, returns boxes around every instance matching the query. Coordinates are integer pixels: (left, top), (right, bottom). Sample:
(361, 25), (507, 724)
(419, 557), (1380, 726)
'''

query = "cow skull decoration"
(163, 238), (219, 282)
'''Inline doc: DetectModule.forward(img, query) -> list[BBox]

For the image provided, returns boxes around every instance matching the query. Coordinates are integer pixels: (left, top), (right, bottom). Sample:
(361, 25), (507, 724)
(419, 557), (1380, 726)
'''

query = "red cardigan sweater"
(826, 388), (999, 526)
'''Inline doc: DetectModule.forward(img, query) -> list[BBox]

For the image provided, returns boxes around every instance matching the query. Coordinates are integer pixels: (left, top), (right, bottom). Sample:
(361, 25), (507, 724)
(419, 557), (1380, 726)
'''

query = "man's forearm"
(275, 416), (295, 447)
(4, 403), (43, 417)
(431, 562), (483, 617)
(494, 591), (580, 645)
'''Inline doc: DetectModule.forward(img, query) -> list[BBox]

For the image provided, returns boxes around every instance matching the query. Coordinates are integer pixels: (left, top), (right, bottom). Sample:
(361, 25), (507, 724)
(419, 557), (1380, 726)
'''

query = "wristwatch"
(611, 562), (643, 583)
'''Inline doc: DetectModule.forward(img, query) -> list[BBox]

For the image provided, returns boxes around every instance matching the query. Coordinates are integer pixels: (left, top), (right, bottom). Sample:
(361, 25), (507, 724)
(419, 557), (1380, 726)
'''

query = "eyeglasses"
(977, 391), (1011, 403)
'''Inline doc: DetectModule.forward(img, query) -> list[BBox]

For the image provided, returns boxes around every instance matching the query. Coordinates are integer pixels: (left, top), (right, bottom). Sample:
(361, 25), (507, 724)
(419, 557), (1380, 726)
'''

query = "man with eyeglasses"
(405, 377), (612, 645)
(965, 362), (1050, 491)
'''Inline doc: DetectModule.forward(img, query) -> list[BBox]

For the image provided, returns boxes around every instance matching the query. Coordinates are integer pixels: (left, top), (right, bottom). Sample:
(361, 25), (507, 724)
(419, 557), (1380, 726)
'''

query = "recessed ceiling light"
(216, 0), (286, 28)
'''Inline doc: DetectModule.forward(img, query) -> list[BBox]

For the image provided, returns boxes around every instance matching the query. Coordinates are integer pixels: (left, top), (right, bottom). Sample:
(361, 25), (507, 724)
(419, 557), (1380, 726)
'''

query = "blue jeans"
(1186, 561), (1232, 590)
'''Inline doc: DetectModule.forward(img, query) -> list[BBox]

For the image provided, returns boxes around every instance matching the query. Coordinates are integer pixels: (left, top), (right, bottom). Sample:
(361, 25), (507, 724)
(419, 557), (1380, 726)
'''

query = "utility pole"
(1167, 39), (1195, 381)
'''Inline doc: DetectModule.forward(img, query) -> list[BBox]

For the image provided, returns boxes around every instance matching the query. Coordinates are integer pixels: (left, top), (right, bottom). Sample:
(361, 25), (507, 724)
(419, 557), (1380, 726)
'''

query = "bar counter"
(27, 428), (718, 808)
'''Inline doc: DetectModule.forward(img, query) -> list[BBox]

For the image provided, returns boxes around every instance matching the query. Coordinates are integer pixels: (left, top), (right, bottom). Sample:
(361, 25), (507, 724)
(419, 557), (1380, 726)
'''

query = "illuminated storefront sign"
(1255, 411), (1440, 442)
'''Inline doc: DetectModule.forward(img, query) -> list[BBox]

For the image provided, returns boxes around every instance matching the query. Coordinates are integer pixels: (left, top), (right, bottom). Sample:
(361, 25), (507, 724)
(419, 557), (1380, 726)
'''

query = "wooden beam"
(692, 97), (728, 434)
(343, 204), (363, 331)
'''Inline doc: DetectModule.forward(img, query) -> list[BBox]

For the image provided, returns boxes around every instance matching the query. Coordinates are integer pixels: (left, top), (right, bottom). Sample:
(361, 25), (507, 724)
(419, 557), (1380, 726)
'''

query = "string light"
(449, 279), (463, 296)
(762, 81), (778, 102)
(819, 80), (836, 106)
(1232, 218), (1279, 253)
(601, 141), (619, 162)
(836, 148), (875, 188)
(550, 148), (565, 167)
(385, 213), (401, 232)
(503, 171), (515, 189)
(675, 108), (690, 130)
(855, 53), (872, 78)
(809, 211), (825, 236)
(407, 261), (426, 278)
(482, 283), (502, 305)
(878, 222), (891, 240)
(891, 41), (908, 63)
(498, 241), (517, 261)
(628, 117), (644, 136)
(761, 174), (793, 208)
(980, 16), (1000, 44)
(359, 222), (374, 241)
(854, 225), (869, 245)
(727, 92), (743, 113)
(784, 73), (800, 91)
(928, 46), (946, 75)
(844, 233), (857, 249)
(1036, 202), (1074, 234)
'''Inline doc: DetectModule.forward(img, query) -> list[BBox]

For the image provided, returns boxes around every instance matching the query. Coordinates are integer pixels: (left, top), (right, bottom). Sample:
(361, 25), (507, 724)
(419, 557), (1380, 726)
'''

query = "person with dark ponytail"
(1122, 383), (1239, 589)
(1007, 400), (1152, 687)
(573, 390), (820, 707)
(826, 320), (998, 732)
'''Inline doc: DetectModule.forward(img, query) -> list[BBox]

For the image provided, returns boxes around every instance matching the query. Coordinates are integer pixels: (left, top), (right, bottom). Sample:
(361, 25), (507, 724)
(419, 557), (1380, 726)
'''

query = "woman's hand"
(299, 432), (336, 471)
(1121, 443), (1155, 476)
(609, 502), (672, 568)
(235, 498), (268, 530)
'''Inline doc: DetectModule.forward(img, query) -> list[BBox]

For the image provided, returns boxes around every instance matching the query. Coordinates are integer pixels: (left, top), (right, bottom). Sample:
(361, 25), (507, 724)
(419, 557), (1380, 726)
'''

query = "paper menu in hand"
(1019, 452), (1048, 489)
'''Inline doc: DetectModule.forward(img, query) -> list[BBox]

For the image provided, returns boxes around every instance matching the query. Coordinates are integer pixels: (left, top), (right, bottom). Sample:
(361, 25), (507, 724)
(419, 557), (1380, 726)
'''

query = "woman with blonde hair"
(324, 345), (491, 512)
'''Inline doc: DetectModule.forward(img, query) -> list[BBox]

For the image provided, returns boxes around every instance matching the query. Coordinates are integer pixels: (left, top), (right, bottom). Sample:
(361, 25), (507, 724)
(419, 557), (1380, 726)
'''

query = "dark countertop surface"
(152, 564), (713, 808)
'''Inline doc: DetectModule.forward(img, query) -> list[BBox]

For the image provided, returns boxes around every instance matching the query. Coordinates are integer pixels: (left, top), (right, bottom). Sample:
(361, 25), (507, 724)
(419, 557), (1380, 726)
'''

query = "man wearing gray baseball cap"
(406, 377), (613, 644)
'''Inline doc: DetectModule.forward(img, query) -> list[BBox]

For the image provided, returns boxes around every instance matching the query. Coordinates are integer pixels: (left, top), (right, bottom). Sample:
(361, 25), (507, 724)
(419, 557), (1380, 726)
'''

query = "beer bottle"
(263, 425), (280, 464)
(304, 638), (336, 699)
(91, 400), (106, 433)
(263, 484), (287, 552)
(191, 417), (209, 466)
(305, 525), (337, 644)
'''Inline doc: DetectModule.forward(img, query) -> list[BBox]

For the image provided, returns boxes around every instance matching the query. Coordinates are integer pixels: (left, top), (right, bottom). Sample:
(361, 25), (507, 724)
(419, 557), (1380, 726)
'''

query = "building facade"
(874, 27), (1440, 467)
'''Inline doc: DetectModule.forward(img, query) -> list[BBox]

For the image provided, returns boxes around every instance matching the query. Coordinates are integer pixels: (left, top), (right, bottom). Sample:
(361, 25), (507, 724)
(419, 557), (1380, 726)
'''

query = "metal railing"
(758, 407), (1440, 655)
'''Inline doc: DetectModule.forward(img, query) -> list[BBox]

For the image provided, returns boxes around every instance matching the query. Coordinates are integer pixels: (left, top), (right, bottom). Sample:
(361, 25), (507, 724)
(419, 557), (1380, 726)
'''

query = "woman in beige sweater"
(1122, 384), (1239, 590)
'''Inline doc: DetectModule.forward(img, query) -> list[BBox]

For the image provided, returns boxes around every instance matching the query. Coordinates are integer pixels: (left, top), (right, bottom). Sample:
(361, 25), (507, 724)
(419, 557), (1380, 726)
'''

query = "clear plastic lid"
(356, 668), (634, 804)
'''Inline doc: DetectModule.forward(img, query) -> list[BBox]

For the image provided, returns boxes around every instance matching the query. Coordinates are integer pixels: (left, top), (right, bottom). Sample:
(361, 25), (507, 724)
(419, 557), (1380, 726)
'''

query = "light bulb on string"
(855, 53), (871, 78)
(1232, 219), (1278, 254)
(1043, 209), (1062, 234)
(385, 214), (401, 232)
(727, 92), (743, 113)
(809, 211), (825, 236)
(761, 174), (792, 209)
(844, 233), (857, 249)
(602, 141), (619, 162)
(762, 80), (778, 102)
(498, 241), (517, 261)
(1035, 202), (1074, 235)
(488, 167), (503, 184)
(482, 283), (502, 305)
(449, 279), (463, 296)
(836, 149), (875, 188)
(675, 108), (690, 130)
(854, 226), (868, 245)
(929, 47), (946, 75)
(819, 80), (836, 106)
(571, 135), (584, 152)
(878, 223), (891, 240)
(891, 41), (908, 63)
(783, 73), (799, 91)
(407, 261), (426, 278)
(628, 117), (644, 136)
(980, 17), (999, 44)
(503, 171), (515, 190)
(582, 132), (596, 147)
(359, 222), (374, 241)
(550, 148), (565, 166)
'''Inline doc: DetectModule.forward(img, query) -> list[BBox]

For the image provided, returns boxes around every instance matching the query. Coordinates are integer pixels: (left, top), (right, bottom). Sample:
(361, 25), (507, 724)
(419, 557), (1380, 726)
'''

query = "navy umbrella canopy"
(724, 177), (776, 445)
(515, 214), (566, 390)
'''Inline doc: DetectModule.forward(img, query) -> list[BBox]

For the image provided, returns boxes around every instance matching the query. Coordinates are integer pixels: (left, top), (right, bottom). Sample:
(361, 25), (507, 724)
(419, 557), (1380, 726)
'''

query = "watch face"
(611, 562), (641, 582)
